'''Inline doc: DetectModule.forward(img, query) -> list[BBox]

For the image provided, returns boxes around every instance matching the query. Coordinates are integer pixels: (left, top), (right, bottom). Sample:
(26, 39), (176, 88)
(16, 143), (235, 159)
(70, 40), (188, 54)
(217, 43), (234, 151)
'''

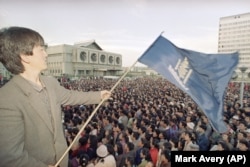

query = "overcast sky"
(0, 0), (249, 66)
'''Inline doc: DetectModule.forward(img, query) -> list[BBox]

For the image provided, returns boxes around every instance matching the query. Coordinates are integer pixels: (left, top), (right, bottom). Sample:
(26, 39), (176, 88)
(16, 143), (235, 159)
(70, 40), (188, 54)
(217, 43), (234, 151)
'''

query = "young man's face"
(29, 45), (48, 72)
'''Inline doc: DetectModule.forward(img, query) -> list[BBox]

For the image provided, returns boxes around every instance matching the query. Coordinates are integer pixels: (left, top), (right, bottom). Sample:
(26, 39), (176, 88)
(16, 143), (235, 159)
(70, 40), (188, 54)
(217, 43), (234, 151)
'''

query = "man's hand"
(101, 90), (111, 100)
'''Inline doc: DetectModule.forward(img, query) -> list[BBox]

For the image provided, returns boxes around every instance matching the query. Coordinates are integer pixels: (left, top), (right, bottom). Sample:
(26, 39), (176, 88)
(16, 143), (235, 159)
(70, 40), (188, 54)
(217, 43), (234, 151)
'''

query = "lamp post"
(239, 66), (247, 107)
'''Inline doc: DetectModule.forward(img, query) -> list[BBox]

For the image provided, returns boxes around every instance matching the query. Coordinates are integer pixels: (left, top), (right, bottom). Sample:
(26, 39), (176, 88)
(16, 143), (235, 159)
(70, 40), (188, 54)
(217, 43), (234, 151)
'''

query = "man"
(0, 27), (111, 167)
(196, 124), (210, 151)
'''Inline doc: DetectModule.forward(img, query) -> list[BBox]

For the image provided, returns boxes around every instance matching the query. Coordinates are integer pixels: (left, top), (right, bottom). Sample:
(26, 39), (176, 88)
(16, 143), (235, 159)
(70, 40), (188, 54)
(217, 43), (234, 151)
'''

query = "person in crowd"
(138, 147), (151, 167)
(71, 135), (90, 158)
(125, 156), (135, 167)
(178, 121), (187, 136)
(118, 109), (129, 129)
(125, 127), (134, 143)
(159, 149), (171, 167)
(220, 133), (234, 150)
(149, 138), (159, 167)
(169, 137), (179, 151)
(101, 129), (114, 145)
(183, 131), (199, 151)
(114, 142), (124, 167)
(217, 140), (230, 151)
(246, 129), (250, 142)
(196, 124), (210, 151)
(131, 131), (140, 150)
(0, 27), (111, 167)
(234, 131), (247, 148)
(237, 139), (250, 151)
(135, 138), (149, 166)
(86, 135), (98, 160)
(200, 115), (212, 137)
(103, 116), (113, 131)
(94, 144), (116, 167)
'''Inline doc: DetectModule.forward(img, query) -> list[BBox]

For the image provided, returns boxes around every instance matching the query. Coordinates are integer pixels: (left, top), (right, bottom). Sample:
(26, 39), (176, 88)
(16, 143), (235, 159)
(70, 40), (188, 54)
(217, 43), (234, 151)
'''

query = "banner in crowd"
(138, 35), (239, 133)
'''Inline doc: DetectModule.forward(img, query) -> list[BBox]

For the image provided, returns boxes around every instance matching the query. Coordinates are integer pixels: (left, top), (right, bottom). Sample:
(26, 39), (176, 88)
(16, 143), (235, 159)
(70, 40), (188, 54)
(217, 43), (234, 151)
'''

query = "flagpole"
(54, 60), (138, 167)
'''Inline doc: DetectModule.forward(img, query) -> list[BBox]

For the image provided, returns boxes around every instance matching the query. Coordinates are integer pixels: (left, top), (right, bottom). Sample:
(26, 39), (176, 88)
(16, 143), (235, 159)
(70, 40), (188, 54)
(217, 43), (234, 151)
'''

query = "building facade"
(218, 12), (250, 79)
(0, 63), (12, 80)
(45, 40), (123, 78)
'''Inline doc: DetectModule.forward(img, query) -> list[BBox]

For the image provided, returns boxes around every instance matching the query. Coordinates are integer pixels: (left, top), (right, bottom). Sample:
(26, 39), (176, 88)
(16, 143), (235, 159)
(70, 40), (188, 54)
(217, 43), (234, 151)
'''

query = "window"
(100, 54), (106, 63)
(80, 51), (87, 61)
(116, 57), (120, 64)
(91, 53), (97, 62)
(109, 56), (113, 64)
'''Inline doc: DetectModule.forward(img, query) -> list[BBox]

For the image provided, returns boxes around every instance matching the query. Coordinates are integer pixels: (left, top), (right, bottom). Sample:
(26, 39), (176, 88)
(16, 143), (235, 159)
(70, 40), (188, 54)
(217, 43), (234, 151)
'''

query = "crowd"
(57, 77), (250, 167)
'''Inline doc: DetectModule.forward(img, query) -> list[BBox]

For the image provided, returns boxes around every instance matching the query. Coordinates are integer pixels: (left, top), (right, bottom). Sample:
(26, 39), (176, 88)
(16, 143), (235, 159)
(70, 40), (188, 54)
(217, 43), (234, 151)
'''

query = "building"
(45, 40), (123, 78)
(218, 12), (250, 80)
(0, 63), (12, 80)
(126, 66), (159, 77)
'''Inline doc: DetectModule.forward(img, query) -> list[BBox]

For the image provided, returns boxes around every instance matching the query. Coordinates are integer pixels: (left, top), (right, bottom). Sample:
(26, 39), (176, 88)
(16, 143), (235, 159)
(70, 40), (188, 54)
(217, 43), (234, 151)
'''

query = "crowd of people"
(58, 77), (250, 167)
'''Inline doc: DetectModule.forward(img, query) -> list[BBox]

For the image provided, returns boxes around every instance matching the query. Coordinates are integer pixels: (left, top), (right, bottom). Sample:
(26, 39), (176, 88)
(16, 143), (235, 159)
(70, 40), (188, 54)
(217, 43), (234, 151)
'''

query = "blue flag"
(138, 35), (239, 133)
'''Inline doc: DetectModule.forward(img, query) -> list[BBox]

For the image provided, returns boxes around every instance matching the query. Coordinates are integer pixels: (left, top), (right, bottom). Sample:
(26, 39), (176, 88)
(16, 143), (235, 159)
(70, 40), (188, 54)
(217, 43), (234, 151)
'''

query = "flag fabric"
(138, 35), (239, 133)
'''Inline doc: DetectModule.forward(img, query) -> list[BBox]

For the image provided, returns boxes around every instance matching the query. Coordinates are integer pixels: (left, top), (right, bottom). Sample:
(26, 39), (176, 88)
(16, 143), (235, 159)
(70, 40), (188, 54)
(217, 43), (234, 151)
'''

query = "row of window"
(48, 69), (62, 74)
(219, 24), (250, 30)
(219, 20), (250, 27)
(219, 30), (250, 35)
(47, 62), (62, 67)
(78, 70), (91, 75)
(218, 44), (250, 48)
(219, 48), (250, 53)
(218, 34), (250, 38)
(218, 37), (250, 42)
(80, 51), (121, 64)
(240, 57), (250, 60)
(218, 41), (250, 45)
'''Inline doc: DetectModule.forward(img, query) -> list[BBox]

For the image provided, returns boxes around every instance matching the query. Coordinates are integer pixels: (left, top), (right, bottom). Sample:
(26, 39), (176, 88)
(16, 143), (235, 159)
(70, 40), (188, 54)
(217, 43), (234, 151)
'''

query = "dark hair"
(140, 126), (147, 133)
(127, 142), (134, 151)
(89, 135), (98, 149)
(126, 156), (134, 165)
(217, 140), (230, 151)
(126, 127), (133, 135)
(184, 131), (194, 141)
(141, 147), (152, 161)
(151, 138), (159, 149)
(170, 137), (179, 148)
(106, 143), (115, 156)
(162, 149), (171, 161)
(118, 123), (125, 131)
(79, 153), (90, 167)
(239, 139), (249, 148)
(180, 121), (187, 128)
(132, 131), (140, 140)
(115, 142), (123, 155)
(199, 124), (207, 131)
(0, 27), (45, 74)
(79, 136), (88, 146)
(163, 142), (172, 150)
(71, 127), (79, 135)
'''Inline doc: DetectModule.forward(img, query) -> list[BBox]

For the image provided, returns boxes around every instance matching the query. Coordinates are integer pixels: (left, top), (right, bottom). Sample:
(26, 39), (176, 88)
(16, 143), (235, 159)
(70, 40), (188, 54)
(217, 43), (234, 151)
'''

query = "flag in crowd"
(138, 35), (239, 133)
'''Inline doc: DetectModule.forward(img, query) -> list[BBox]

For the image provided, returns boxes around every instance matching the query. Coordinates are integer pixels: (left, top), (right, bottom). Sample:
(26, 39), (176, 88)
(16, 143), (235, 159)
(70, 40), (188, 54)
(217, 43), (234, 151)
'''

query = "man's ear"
(20, 54), (30, 64)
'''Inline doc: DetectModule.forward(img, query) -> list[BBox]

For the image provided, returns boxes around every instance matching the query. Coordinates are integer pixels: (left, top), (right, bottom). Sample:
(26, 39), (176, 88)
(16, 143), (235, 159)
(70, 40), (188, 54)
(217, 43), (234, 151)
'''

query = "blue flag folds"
(138, 35), (239, 133)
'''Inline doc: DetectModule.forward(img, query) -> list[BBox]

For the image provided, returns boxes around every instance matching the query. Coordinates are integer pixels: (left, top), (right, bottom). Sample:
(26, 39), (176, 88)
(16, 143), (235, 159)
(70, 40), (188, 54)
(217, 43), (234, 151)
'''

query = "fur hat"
(187, 122), (195, 130)
(96, 144), (108, 158)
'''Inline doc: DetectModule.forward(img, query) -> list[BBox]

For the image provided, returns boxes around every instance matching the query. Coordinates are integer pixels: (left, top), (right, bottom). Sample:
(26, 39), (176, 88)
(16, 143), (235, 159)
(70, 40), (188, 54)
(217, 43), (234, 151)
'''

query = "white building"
(0, 63), (12, 80)
(218, 12), (250, 78)
(45, 40), (123, 78)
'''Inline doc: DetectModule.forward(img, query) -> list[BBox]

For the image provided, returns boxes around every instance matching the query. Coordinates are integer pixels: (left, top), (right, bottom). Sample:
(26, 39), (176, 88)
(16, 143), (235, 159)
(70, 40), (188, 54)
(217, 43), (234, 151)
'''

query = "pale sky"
(0, 0), (249, 67)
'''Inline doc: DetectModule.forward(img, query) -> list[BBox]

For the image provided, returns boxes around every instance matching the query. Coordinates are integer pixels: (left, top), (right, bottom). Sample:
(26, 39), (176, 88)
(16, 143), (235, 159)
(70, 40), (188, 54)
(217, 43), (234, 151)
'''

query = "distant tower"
(218, 12), (250, 73)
